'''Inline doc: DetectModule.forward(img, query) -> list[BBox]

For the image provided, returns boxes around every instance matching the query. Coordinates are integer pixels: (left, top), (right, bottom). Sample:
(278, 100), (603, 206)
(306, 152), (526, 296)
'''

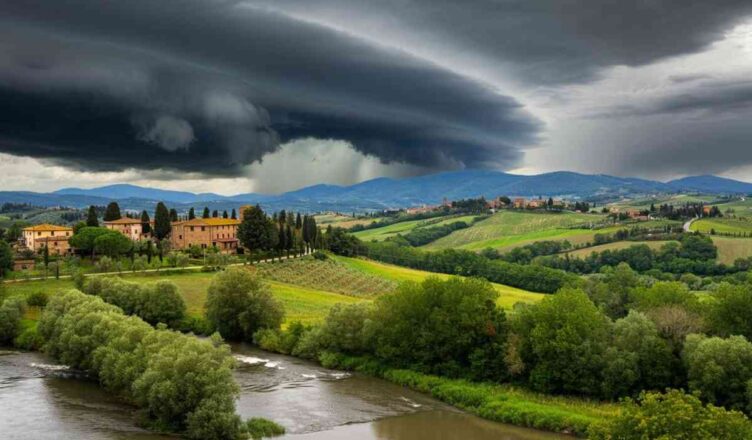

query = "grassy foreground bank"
(317, 353), (617, 437)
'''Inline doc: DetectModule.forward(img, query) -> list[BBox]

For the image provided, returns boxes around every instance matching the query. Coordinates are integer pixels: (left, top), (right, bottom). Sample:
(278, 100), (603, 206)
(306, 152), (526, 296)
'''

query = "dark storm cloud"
(253, 0), (752, 84)
(0, 0), (538, 176)
(587, 80), (752, 118)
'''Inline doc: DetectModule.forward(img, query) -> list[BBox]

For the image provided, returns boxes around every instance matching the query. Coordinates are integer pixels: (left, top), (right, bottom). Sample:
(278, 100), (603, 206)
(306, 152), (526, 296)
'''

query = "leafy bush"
(26, 290), (49, 307)
(514, 289), (611, 396)
(38, 290), (246, 439)
(588, 389), (752, 439)
(398, 221), (469, 246)
(683, 334), (752, 411)
(84, 277), (186, 327)
(244, 418), (286, 439)
(205, 268), (284, 341)
(0, 298), (24, 345)
(370, 277), (508, 379)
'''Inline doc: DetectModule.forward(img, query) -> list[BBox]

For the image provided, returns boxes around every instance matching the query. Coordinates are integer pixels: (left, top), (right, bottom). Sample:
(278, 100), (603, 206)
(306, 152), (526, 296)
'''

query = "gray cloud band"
(0, 0), (538, 176)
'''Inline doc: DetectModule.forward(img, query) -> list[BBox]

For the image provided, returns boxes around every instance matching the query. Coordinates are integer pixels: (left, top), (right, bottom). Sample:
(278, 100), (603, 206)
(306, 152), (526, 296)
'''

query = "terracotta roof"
(23, 224), (73, 232)
(174, 218), (240, 227)
(104, 218), (143, 225)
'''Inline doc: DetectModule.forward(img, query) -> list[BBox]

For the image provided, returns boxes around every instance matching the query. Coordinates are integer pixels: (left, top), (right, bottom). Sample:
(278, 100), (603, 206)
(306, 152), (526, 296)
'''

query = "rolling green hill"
(422, 211), (603, 251)
(353, 214), (478, 242)
(691, 218), (752, 234)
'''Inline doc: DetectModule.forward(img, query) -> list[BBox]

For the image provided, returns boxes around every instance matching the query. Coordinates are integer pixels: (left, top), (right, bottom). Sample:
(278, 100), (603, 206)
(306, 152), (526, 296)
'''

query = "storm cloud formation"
(2, 0), (752, 185)
(0, 0), (537, 176)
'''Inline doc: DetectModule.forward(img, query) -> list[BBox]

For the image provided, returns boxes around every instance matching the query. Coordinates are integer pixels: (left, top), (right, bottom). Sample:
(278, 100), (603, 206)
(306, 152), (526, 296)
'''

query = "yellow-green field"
(334, 256), (545, 310)
(565, 240), (676, 259)
(690, 218), (752, 234)
(2, 270), (364, 325)
(3, 256), (544, 327)
(314, 213), (383, 229)
(353, 214), (477, 242)
(422, 211), (604, 251)
(711, 236), (752, 265)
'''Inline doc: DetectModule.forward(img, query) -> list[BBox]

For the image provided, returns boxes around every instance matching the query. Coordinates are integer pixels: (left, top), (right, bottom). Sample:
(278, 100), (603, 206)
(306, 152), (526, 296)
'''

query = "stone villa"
(170, 217), (241, 254)
(103, 217), (144, 241)
(21, 224), (73, 255)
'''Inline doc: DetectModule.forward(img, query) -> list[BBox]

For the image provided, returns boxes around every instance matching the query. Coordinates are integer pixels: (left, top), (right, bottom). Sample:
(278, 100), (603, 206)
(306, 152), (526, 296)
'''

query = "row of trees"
(539, 234), (751, 276)
(237, 205), (321, 256)
(364, 239), (578, 293)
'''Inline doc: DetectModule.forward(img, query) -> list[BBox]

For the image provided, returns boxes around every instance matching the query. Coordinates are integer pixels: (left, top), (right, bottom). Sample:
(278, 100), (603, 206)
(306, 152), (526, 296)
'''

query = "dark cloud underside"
(0, 0), (538, 175)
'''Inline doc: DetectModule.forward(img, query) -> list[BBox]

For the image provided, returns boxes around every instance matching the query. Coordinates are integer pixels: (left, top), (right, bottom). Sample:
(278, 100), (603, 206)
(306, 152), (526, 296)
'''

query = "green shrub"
(312, 251), (328, 261)
(244, 417), (285, 439)
(14, 322), (43, 350)
(0, 298), (24, 345)
(205, 268), (284, 341)
(588, 389), (752, 439)
(26, 290), (49, 307)
(84, 277), (186, 327)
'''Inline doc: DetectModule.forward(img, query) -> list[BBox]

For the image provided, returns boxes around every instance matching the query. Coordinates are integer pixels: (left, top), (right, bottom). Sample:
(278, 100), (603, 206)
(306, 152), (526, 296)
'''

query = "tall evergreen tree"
(231, 208), (237, 220)
(202, 207), (210, 218)
(153, 202), (171, 240)
(277, 222), (286, 255)
(238, 205), (277, 252)
(278, 210), (286, 225)
(188, 207), (196, 220)
(295, 213), (302, 229)
(212, 210), (219, 218)
(285, 224), (294, 255)
(169, 208), (178, 222)
(222, 210), (229, 219)
(140, 210), (151, 234)
(103, 202), (121, 221)
(86, 205), (99, 227)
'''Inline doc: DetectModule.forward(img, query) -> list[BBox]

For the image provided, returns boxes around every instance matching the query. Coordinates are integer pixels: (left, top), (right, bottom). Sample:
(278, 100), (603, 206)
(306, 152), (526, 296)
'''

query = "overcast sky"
(2, 0), (752, 194)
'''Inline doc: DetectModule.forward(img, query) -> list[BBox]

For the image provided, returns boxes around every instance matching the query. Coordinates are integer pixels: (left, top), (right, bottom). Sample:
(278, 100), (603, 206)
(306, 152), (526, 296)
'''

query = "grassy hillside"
(2, 270), (364, 325)
(353, 214), (478, 242)
(691, 218), (752, 234)
(254, 258), (397, 297)
(423, 211), (602, 251)
(334, 255), (545, 310)
(314, 213), (383, 229)
(711, 236), (752, 265)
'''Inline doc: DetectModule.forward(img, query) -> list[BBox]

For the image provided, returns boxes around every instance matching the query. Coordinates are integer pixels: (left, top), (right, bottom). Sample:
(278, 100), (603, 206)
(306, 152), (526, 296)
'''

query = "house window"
(201, 244), (207, 249)
(201, 226), (205, 231)
(179, 235), (182, 240)
(190, 226), (194, 232)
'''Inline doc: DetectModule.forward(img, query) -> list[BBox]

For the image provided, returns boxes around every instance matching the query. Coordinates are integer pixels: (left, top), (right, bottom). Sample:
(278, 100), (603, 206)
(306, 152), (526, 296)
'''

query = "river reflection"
(1, 347), (567, 440)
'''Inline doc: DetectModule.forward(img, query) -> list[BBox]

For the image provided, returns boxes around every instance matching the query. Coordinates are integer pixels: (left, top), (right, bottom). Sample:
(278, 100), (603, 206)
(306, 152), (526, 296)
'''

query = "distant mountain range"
(1, 171), (751, 213)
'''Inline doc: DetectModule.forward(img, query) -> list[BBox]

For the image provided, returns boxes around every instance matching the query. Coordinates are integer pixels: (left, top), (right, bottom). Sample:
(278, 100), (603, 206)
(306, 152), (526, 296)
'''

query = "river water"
(0, 346), (567, 440)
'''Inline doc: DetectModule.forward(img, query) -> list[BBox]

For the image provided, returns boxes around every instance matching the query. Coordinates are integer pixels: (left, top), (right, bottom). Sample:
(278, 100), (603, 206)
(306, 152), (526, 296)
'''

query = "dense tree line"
(84, 277), (186, 327)
(365, 240), (578, 293)
(393, 220), (470, 246)
(539, 234), (749, 276)
(349, 209), (452, 233)
(656, 202), (722, 220)
(483, 239), (572, 264)
(257, 272), (752, 437)
(38, 290), (252, 439)
(237, 205), (320, 256)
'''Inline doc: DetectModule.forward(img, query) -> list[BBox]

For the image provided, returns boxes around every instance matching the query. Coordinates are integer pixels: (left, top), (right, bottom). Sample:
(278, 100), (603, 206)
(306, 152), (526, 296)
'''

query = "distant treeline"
(366, 240), (577, 293)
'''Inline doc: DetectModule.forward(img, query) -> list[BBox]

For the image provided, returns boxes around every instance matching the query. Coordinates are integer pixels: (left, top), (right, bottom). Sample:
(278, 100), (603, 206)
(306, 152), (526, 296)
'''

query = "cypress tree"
(222, 210), (228, 219)
(154, 202), (171, 240)
(188, 207), (196, 220)
(231, 208), (237, 220)
(140, 210), (152, 234)
(86, 205), (99, 227)
(212, 210), (219, 218)
(202, 207), (210, 218)
(295, 213), (302, 229)
(169, 208), (178, 222)
(104, 202), (122, 221)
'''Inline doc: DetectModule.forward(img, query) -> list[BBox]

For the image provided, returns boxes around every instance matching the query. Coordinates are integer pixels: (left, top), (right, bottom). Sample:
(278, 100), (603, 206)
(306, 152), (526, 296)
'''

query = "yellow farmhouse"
(22, 224), (73, 255)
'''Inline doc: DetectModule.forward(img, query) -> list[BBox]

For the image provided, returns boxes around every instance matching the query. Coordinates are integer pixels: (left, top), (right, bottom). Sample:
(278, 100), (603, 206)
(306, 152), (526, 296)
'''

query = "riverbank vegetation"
(37, 289), (282, 439)
(253, 273), (752, 436)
